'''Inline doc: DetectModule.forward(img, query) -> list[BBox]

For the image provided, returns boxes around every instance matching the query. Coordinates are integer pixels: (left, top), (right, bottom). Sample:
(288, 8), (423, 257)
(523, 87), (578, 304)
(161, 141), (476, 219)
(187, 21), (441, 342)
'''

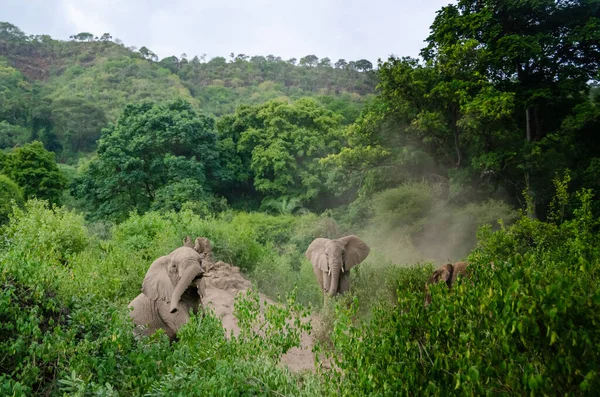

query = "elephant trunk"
(170, 261), (203, 313)
(328, 265), (341, 297)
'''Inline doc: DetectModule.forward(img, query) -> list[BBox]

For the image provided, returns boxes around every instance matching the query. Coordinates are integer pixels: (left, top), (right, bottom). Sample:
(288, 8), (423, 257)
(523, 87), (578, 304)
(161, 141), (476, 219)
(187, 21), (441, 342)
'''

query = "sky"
(2, 0), (454, 64)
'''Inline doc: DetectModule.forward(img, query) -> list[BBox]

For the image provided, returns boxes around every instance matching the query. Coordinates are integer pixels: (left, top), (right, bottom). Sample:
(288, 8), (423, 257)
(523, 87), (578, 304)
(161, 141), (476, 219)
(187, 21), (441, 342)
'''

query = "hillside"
(0, 22), (376, 161)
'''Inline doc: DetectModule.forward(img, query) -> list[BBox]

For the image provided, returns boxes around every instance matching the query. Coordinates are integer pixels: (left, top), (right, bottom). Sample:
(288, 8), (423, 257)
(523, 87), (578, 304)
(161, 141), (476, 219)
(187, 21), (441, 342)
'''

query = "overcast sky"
(3, 0), (454, 64)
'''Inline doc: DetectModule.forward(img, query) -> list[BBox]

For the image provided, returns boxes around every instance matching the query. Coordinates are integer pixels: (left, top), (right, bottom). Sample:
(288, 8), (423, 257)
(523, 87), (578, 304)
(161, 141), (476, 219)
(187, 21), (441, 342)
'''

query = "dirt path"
(203, 260), (317, 372)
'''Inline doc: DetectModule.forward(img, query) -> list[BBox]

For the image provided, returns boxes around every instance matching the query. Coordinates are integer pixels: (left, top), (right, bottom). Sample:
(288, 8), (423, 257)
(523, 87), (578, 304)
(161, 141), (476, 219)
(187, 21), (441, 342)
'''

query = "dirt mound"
(205, 261), (252, 292)
(203, 260), (316, 372)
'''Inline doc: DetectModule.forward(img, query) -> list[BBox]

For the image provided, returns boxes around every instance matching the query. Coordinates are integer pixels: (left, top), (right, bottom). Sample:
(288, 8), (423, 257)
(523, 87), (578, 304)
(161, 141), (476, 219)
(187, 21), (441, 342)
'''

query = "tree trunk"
(453, 107), (461, 167)
(526, 106), (533, 142)
(524, 107), (537, 219)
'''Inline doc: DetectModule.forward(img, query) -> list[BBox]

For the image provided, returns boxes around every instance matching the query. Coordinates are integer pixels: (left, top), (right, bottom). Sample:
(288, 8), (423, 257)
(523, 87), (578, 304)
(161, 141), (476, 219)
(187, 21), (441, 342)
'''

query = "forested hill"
(0, 22), (376, 158)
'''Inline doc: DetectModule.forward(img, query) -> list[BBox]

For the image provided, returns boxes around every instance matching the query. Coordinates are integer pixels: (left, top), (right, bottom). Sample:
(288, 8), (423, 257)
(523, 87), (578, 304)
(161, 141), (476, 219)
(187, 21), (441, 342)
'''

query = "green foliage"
(0, 200), (321, 396)
(179, 54), (375, 117)
(75, 100), (225, 221)
(2, 199), (89, 265)
(324, 0), (600, 218)
(0, 174), (23, 224)
(0, 58), (29, 130)
(321, 187), (600, 395)
(1, 141), (67, 204)
(217, 98), (343, 209)
(0, 24), (374, 161)
(371, 182), (444, 232)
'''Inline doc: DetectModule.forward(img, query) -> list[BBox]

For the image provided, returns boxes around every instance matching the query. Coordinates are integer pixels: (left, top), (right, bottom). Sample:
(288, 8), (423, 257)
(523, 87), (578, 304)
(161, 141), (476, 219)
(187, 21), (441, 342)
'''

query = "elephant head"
(184, 236), (214, 271)
(305, 235), (370, 297)
(424, 261), (469, 306)
(142, 237), (209, 314)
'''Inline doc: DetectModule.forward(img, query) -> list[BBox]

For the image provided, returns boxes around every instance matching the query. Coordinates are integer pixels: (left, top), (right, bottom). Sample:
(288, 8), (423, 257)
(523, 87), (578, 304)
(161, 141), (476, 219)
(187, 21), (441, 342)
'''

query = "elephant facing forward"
(129, 236), (211, 340)
(424, 261), (469, 307)
(305, 235), (370, 302)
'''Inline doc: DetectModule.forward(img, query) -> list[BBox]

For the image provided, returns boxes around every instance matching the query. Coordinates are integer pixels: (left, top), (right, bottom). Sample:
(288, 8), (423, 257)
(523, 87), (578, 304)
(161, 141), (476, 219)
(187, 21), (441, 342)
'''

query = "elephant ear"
(339, 235), (370, 270)
(305, 238), (330, 272)
(141, 256), (175, 302)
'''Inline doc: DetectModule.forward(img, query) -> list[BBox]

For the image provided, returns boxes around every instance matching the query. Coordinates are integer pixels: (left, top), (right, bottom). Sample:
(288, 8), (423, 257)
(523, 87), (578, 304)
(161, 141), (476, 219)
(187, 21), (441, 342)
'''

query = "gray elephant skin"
(128, 237), (210, 340)
(305, 235), (370, 301)
(424, 261), (469, 306)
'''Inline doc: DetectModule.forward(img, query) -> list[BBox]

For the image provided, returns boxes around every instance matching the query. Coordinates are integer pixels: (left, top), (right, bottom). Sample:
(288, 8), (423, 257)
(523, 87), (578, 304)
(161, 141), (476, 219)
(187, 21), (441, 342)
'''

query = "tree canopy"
(217, 98), (344, 210)
(75, 100), (224, 221)
(1, 141), (66, 204)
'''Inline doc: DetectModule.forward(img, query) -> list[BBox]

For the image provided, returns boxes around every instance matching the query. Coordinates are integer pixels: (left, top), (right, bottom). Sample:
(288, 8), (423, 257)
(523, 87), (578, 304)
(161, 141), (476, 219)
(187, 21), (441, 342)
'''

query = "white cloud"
(4, 0), (455, 63)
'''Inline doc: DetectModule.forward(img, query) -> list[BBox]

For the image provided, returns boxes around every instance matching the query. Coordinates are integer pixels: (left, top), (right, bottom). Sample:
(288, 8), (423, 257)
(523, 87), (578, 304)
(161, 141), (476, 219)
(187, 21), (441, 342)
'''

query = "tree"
(1, 141), (66, 204)
(299, 55), (319, 67)
(423, 0), (600, 215)
(216, 98), (343, 208)
(424, 0), (600, 143)
(71, 32), (94, 42)
(49, 98), (107, 152)
(138, 46), (158, 61)
(335, 59), (348, 69)
(159, 55), (180, 73)
(99, 33), (112, 42)
(75, 100), (223, 221)
(0, 121), (30, 149)
(318, 57), (332, 68)
(0, 22), (26, 42)
(354, 59), (373, 72)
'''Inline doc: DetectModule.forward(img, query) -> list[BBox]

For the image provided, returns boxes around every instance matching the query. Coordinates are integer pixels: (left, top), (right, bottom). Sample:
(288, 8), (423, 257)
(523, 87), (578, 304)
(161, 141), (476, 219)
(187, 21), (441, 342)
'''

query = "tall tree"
(216, 98), (343, 209)
(75, 100), (223, 220)
(1, 141), (66, 204)
(424, 0), (600, 143)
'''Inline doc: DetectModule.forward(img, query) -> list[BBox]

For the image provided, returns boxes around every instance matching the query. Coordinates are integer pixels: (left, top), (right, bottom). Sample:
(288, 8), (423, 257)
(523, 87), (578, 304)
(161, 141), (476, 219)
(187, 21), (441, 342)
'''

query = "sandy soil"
(203, 260), (317, 372)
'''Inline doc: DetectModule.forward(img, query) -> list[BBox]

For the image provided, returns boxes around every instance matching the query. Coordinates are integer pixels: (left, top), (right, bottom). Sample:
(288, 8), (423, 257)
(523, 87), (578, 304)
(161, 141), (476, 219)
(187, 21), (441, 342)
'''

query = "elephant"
(128, 236), (211, 340)
(305, 235), (370, 302)
(424, 261), (469, 307)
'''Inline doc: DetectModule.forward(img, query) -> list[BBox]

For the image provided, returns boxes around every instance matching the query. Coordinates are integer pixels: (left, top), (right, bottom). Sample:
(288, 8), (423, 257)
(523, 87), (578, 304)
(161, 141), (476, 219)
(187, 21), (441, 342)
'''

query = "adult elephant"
(128, 236), (210, 340)
(305, 235), (370, 302)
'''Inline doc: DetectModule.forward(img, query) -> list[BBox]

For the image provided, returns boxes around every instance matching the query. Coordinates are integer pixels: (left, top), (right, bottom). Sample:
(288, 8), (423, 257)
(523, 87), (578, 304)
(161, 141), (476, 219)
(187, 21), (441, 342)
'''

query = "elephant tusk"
(328, 268), (331, 276)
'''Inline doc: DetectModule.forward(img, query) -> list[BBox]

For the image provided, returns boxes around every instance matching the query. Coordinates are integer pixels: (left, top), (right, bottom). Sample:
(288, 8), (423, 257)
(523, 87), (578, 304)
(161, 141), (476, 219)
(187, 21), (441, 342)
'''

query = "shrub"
(1, 199), (89, 265)
(0, 204), (321, 395)
(321, 188), (600, 396)
(371, 182), (443, 233)
(0, 174), (23, 225)
(251, 247), (323, 307)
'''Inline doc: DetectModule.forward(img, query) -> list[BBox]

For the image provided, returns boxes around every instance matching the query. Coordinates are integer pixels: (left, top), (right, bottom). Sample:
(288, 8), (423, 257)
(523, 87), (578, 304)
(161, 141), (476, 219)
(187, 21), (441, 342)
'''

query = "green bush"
(0, 202), (321, 396)
(251, 247), (323, 307)
(1, 199), (89, 265)
(0, 174), (23, 224)
(371, 182), (444, 232)
(321, 188), (600, 396)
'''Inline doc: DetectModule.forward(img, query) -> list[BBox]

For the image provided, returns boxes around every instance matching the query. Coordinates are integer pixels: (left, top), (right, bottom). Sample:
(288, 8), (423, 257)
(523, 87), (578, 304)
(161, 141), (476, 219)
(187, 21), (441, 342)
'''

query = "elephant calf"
(128, 236), (211, 340)
(424, 261), (469, 307)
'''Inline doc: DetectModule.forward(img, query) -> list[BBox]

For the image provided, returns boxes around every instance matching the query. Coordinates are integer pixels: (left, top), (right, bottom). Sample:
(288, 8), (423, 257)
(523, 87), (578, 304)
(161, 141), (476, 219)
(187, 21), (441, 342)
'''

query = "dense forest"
(0, 22), (375, 158)
(1, 0), (600, 395)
